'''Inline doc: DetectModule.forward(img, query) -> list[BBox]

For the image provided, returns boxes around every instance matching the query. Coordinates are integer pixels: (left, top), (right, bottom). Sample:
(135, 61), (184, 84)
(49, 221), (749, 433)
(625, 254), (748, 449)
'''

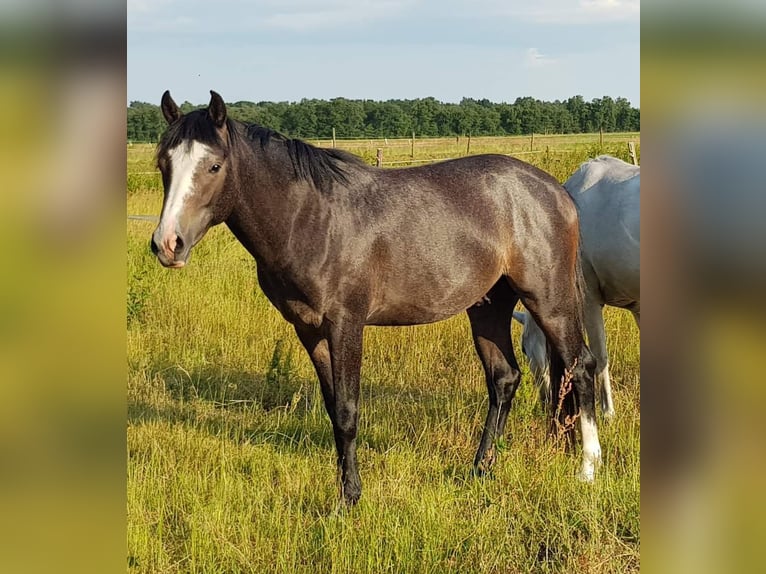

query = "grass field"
(127, 133), (640, 573)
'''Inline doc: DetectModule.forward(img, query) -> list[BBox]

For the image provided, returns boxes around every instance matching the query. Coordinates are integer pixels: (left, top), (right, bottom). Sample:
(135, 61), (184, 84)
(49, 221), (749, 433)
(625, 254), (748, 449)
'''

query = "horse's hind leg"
(582, 296), (614, 419)
(467, 281), (521, 475)
(522, 296), (602, 482)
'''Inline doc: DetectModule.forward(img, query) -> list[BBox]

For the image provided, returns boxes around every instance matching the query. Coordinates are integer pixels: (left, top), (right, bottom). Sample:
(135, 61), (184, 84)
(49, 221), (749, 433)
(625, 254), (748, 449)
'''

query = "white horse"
(513, 155), (639, 418)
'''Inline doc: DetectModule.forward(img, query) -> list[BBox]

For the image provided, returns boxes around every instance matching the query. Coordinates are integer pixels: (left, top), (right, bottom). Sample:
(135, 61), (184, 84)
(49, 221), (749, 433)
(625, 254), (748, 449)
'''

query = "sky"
(127, 0), (639, 107)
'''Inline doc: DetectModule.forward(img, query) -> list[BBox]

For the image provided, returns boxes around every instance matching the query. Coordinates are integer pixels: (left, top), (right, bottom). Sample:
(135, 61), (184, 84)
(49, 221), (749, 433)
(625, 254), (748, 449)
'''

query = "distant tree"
(282, 100), (318, 138)
(565, 96), (587, 133)
(126, 95), (640, 142)
(383, 101), (412, 136)
(515, 97), (543, 134)
(456, 99), (480, 135)
(411, 97), (440, 136)
(614, 97), (639, 131)
(127, 101), (164, 142)
(498, 103), (521, 135)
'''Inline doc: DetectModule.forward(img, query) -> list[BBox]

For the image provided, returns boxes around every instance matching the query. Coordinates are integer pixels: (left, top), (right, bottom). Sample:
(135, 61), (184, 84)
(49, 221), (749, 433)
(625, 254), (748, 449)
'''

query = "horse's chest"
(257, 267), (324, 328)
(275, 298), (324, 328)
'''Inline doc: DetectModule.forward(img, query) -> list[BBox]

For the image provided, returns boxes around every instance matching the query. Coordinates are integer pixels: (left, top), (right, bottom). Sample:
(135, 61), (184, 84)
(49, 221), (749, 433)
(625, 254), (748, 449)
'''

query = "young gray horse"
(150, 90), (601, 505)
(514, 155), (640, 418)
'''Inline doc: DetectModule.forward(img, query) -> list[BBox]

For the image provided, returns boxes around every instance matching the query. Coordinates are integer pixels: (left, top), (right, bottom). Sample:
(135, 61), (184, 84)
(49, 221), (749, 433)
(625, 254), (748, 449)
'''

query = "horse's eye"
(210, 163), (221, 173)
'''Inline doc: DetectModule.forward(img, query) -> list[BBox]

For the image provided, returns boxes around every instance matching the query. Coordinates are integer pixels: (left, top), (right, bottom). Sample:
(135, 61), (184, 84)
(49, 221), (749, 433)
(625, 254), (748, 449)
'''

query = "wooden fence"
(128, 133), (640, 175)
(374, 141), (639, 167)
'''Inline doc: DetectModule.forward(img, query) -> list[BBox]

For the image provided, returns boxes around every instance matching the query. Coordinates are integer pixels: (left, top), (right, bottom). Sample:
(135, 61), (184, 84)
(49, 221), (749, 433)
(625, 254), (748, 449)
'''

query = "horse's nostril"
(150, 237), (159, 255)
(174, 236), (185, 254)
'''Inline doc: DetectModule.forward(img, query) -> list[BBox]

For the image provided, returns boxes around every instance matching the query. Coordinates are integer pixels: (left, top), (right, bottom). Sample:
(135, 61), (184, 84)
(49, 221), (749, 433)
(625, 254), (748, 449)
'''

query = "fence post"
(376, 148), (383, 167)
(466, 134), (471, 155)
(530, 132), (534, 151)
(411, 130), (415, 158)
(599, 126), (603, 147)
(332, 127), (336, 149)
(628, 142), (638, 165)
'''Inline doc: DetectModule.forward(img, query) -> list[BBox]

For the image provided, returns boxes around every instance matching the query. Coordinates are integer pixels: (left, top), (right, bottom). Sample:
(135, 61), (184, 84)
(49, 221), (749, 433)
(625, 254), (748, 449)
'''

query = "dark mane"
(238, 123), (366, 192)
(157, 109), (366, 193)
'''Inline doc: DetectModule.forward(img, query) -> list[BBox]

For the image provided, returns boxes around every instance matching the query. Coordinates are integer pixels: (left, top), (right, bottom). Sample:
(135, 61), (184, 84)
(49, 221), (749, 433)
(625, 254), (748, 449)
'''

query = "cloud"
(128, 0), (411, 33)
(580, 0), (640, 21)
(497, 0), (640, 24)
(263, 1), (407, 31)
(525, 48), (557, 68)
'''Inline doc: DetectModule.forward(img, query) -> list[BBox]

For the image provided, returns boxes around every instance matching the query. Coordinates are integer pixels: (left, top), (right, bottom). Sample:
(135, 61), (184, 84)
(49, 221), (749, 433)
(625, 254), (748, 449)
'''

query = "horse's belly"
(366, 281), (497, 326)
(366, 305), (458, 326)
(597, 272), (639, 309)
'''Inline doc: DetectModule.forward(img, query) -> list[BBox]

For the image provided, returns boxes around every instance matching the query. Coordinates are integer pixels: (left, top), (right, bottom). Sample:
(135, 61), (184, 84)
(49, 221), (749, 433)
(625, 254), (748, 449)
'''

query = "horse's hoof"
(340, 485), (362, 507)
(471, 466), (495, 480)
(578, 468), (596, 483)
(578, 454), (601, 482)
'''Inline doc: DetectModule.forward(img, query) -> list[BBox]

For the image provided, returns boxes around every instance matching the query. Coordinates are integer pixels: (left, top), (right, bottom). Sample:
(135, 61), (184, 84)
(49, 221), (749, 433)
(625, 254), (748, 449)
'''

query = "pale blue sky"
(128, 0), (639, 106)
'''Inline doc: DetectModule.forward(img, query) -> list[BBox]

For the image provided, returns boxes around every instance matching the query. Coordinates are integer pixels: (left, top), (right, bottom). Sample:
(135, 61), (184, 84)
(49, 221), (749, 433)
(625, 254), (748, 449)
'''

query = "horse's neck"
(224, 153), (328, 270)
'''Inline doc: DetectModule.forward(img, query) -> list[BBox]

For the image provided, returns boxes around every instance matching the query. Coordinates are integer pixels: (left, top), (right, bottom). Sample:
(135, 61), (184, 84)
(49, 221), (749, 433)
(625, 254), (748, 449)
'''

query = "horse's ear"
(512, 311), (527, 325)
(161, 90), (181, 124)
(208, 90), (227, 128)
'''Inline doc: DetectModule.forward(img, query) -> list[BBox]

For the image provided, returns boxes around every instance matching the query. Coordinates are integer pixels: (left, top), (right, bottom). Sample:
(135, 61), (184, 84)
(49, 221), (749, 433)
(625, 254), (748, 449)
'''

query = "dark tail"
(548, 234), (588, 439)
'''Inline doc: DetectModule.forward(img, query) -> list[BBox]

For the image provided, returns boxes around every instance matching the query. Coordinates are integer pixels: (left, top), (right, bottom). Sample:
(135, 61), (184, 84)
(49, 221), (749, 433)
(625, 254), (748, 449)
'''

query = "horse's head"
(151, 90), (234, 268)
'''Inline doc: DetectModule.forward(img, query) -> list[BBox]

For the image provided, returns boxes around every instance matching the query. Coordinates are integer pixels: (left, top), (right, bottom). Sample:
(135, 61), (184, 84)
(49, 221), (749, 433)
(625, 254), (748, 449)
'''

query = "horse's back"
(369, 153), (576, 247)
(358, 154), (578, 325)
(381, 154), (565, 203)
(565, 155), (638, 194)
(565, 156), (640, 307)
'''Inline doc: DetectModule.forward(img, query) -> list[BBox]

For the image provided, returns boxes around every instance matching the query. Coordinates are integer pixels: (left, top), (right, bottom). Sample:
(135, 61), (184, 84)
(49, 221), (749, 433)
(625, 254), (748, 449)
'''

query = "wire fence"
(129, 143), (638, 171)
(128, 133), (640, 183)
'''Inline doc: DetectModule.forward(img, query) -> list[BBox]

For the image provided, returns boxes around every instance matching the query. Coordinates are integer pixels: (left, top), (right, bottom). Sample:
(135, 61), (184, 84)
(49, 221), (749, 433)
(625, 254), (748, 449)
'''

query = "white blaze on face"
(158, 141), (213, 257)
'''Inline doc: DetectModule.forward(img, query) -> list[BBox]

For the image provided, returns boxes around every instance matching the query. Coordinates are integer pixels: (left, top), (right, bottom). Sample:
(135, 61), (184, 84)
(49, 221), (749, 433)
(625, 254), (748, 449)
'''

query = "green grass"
(127, 135), (640, 573)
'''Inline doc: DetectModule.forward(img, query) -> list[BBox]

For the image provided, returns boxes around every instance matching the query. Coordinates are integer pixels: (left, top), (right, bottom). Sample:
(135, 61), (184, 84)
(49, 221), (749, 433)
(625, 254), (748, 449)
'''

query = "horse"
(150, 90), (601, 505)
(513, 155), (640, 418)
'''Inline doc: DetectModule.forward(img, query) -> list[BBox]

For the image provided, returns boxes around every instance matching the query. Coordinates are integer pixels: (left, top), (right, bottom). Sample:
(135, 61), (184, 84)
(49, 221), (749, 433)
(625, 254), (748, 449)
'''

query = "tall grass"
(127, 136), (640, 573)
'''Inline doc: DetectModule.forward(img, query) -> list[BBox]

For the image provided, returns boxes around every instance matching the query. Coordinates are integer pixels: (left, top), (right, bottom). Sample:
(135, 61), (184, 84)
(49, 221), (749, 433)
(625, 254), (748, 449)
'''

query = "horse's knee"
(333, 402), (359, 438)
(579, 346), (597, 378)
(494, 364), (521, 403)
(571, 349), (597, 406)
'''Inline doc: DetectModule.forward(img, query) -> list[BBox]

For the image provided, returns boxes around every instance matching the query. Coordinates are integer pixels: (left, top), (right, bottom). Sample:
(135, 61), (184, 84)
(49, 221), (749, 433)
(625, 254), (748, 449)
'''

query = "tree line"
(128, 95), (639, 143)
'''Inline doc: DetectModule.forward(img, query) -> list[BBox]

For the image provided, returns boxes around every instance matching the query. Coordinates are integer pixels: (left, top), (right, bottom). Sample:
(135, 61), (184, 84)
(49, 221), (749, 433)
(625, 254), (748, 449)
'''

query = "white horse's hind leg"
(578, 411), (602, 481)
(537, 364), (551, 409)
(583, 298), (615, 419)
(597, 363), (615, 420)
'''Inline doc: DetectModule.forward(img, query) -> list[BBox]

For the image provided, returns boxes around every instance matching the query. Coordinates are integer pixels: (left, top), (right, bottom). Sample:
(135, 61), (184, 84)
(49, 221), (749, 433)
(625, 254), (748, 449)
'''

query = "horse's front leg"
(296, 317), (364, 505)
(322, 316), (364, 505)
